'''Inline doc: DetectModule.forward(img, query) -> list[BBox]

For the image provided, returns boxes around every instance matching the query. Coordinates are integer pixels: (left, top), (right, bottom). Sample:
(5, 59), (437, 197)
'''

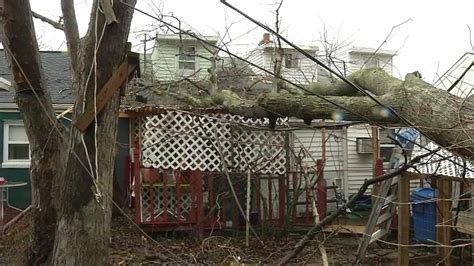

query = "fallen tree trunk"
(181, 69), (474, 161)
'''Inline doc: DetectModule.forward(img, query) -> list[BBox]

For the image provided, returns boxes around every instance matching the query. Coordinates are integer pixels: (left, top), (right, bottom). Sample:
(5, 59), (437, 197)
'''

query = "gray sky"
(31, 0), (474, 83)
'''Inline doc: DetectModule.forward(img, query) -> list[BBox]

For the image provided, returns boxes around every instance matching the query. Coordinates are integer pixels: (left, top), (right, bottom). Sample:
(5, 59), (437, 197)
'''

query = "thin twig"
(277, 150), (436, 265)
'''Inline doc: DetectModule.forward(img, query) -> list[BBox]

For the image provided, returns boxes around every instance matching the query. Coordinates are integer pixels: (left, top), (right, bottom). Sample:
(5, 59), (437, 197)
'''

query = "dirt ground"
(0, 211), (454, 265)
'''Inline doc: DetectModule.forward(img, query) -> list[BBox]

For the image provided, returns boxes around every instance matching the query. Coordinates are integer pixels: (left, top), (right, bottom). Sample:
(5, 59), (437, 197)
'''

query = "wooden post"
(316, 159), (327, 219)
(371, 126), (381, 202)
(437, 177), (453, 266)
(371, 126), (380, 174)
(246, 169), (251, 247)
(398, 172), (410, 265)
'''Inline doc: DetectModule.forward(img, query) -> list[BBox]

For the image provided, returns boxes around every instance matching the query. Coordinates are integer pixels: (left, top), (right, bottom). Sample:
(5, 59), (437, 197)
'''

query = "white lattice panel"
(141, 186), (192, 222)
(412, 142), (474, 178)
(138, 111), (287, 174)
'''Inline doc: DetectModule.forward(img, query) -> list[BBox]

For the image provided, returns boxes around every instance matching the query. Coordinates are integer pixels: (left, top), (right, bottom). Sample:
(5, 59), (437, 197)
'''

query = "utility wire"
(119, 1), (473, 175)
(118, 0), (380, 124)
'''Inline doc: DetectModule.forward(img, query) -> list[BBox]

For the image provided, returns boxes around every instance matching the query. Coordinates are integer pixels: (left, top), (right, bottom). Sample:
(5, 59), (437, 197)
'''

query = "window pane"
(9, 125), (28, 142)
(8, 144), (29, 160)
(179, 62), (196, 70)
(366, 57), (379, 68)
(179, 46), (196, 61)
(285, 53), (298, 68)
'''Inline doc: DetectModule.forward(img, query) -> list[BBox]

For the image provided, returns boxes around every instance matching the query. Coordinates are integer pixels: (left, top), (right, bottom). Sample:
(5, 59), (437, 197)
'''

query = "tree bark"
(52, 1), (136, 264)
(1, 1), (66, 264)
(2, 0), (136, 264)
(184, 69), (474, 161)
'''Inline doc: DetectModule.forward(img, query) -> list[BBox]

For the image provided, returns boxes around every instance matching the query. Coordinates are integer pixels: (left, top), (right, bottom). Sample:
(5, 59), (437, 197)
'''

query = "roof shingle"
(0, 50), (74, 104)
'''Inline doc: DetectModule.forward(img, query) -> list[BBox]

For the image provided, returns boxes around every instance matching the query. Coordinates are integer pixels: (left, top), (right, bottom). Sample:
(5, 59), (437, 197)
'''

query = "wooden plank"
(398, 173), (410, 266)
(75, 61), (131, 131)
(437, 178), (453, 266)
(455, 211), (474, 235)
(369, 228), (388, 244)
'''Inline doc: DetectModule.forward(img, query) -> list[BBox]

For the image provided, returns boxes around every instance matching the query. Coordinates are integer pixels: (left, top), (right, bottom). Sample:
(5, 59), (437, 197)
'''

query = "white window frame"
(284, 52), (299, 69)
(177, 46), (197, 77)
(365, 57), (380, 68)
(2, 121), (30, 168)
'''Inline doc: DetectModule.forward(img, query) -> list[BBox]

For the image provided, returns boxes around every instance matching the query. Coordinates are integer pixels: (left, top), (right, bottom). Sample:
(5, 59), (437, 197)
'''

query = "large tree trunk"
(1, 1), (65, 264)
(186, 69), (474, 161)
(52, 1), (136, 264)
(2, 0), (136, 264)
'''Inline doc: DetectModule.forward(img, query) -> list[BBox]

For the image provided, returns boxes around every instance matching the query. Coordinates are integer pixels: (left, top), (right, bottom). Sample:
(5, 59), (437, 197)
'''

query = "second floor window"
(284, 53), (299, 69)
(365, 57), (380, 68)
(178, 46), (196, 70)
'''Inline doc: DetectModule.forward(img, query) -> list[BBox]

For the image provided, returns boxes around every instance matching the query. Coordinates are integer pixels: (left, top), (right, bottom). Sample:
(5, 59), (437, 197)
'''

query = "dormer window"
(178, 46), (196, 70)
(365, 57), (380, 68)
(284, 53), (299, 69)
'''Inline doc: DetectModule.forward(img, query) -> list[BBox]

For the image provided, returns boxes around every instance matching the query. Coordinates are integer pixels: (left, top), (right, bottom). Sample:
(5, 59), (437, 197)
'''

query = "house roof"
(0, 50), (74, 105)
(156, 33), (219, 43)
(258, 42), (318, 52)
(411, 142), (474, 178)
(349, 47), (397, 56)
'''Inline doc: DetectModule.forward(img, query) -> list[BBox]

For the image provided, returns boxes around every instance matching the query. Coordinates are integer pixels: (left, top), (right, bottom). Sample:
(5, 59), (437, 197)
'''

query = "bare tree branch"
(32, 11), (64, 31)
(467, 24), (474, 52)
(277, 150), (437, 264)
(61, 0), (80, 66)
(360, 18), (412, 70)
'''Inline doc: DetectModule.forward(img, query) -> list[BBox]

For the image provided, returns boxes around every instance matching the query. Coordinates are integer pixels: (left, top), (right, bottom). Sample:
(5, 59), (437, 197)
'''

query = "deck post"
(398, 172), (410, 265)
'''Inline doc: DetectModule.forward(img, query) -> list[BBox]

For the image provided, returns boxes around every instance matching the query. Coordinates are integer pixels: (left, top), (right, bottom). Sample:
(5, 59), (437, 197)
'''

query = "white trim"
(0, 103), (74, 111)
(157, 34), (219, 43)
(0, 77), (11, 92)
(1, 161), (30, 168)
(3, 120), (30, 168)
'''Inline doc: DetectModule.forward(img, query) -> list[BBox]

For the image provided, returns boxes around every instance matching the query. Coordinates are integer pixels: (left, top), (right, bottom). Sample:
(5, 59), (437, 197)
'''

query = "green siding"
(152, 39), (216, 81)
(0, 112), (31, 209)
(0, 113), (130, 209)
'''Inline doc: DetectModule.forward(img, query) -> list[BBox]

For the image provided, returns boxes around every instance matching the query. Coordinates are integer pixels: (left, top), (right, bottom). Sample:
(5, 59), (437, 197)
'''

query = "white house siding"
(345, 125), (374, 195)
(345, 125), (422, 195)
(151, 39), (216, 81)
(246, 48), (266, 76)
(246, 46), (318, 85)
(292, 128), (344, 213)
(347, 52), (393, 75)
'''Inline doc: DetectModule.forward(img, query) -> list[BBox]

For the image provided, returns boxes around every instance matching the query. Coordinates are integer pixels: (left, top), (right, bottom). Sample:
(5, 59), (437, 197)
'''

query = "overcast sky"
(31, 0), (474, 83)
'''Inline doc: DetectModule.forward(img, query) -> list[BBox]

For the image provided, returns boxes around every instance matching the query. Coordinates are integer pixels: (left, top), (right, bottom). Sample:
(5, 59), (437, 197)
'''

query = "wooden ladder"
(356, 146), (405, 261)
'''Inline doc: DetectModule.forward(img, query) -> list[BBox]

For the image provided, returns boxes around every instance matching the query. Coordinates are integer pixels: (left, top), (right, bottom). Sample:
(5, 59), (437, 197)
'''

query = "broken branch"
(277, 150), (436, 264)
(31, 11), (64, 31)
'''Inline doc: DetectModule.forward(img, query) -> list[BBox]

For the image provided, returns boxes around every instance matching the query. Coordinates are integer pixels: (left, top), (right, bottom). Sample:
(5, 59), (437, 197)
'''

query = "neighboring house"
(247, 33), (319, 84)
(0, 51), (74, 208)
(291, 46), (401, 197)
(147, 34), (219, 81)
(346, 47), (396, 75)
(434, 52), (474, 98)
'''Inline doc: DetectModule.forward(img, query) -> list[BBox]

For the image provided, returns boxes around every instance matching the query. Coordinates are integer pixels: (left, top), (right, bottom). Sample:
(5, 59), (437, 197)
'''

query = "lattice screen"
(141, 186), (191, 222)
(412, 142), (474, 178)
(137, 110), (287, 174)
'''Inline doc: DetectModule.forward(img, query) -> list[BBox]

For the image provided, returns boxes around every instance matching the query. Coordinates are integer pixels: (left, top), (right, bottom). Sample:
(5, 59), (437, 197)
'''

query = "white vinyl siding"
(246, 48), (266, 76)
(247, 47), (318, 85)
(291, 128), (345, 213)
(151, 39), (216, 81)
(347, 52), (394, 75)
